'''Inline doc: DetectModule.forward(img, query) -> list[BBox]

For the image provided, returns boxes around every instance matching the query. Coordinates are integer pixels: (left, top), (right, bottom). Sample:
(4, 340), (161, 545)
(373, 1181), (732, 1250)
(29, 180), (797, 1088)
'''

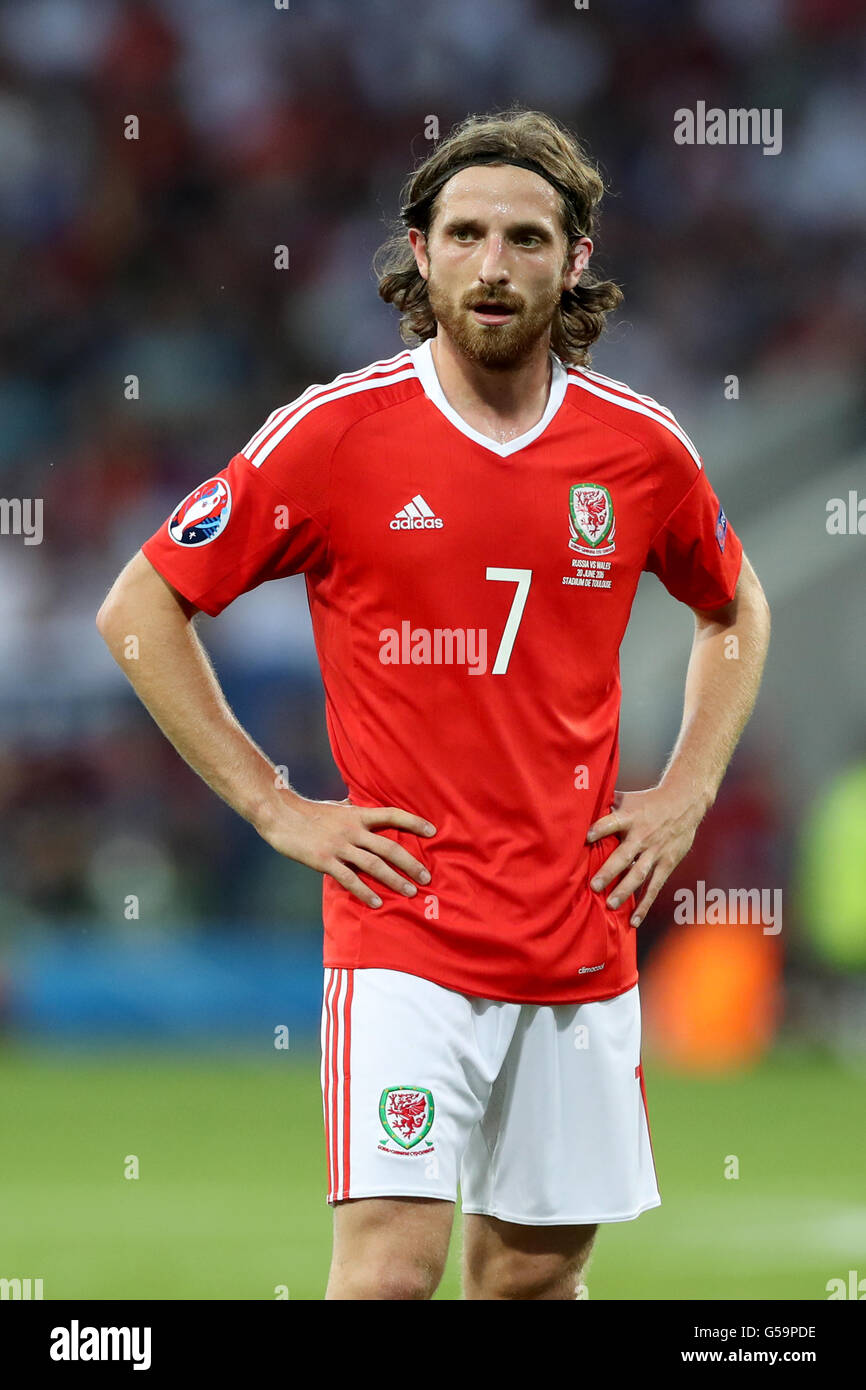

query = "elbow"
(744, 576), (772, 658)
(749, 573), (771, 630)
(738, 552), (771, 626)
(760, 589), (772, 629)
(96, 585), (125, 643)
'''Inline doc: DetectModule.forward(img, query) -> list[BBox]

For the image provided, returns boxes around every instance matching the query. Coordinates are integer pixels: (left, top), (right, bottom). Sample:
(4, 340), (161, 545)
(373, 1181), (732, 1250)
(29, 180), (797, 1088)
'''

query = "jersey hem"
(688, 538), (743, 610)
(319, 957), (639, 1007)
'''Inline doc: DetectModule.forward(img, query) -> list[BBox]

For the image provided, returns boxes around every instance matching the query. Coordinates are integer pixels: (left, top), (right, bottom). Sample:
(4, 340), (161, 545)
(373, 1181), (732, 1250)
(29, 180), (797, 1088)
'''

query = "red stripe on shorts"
(340, 970), (354, 1199)
(323, 968), (338, 1199)
(329, 970), (342, 1199)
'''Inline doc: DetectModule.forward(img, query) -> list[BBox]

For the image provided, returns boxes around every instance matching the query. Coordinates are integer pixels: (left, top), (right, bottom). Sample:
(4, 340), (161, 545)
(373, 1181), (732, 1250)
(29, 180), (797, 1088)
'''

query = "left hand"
(586, 785), (705, 928)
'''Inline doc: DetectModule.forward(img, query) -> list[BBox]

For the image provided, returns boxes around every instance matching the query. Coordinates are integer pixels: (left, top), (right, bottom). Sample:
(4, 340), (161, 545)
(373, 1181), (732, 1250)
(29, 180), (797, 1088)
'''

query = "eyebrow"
(439, 216), (555, 241)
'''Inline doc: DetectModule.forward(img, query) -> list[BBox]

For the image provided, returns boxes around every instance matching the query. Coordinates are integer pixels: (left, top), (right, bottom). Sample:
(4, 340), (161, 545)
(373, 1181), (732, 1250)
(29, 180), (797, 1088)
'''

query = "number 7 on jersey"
(486, 567), (532, 675)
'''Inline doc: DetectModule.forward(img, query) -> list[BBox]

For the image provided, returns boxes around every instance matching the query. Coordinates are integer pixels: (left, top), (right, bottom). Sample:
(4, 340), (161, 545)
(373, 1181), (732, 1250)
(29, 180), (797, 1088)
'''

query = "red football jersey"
(141, 340), (743, 1004)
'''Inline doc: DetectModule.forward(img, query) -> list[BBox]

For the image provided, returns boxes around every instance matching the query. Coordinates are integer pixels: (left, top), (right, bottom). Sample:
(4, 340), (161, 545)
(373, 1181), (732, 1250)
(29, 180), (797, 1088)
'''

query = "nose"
(478, 234), (510, 284)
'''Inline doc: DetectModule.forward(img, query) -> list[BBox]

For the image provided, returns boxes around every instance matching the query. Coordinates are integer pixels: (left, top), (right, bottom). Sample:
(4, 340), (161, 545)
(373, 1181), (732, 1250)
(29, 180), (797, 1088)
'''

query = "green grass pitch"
(0, 1046), (862, 1300)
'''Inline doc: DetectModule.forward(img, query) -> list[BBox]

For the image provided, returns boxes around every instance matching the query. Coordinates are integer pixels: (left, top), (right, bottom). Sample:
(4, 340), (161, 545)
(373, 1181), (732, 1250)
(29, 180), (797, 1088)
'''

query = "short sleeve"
(141, 431), (330, 618)
(643, 441), (743, 611)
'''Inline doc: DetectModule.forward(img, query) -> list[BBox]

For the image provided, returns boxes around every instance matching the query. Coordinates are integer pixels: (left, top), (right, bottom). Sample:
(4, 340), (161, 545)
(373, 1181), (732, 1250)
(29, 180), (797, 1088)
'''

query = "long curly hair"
(374, 107), (623, 367)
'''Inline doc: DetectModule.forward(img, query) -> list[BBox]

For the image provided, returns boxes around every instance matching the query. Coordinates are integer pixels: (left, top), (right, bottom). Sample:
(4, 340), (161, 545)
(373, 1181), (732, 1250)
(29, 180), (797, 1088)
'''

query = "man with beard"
(97, 109), (770, 1299)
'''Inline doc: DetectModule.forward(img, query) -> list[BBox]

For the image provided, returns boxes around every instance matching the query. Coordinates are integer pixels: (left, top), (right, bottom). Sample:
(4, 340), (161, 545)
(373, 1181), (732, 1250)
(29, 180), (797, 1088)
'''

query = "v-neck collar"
(410, 336), (567, 457)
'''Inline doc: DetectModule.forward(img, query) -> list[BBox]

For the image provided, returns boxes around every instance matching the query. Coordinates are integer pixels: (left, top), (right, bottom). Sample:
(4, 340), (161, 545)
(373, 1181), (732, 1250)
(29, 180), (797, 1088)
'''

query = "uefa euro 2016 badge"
(168, 476), (232, 546)
(377, 1085), (435, 1155)
(568, 483), (616, 556)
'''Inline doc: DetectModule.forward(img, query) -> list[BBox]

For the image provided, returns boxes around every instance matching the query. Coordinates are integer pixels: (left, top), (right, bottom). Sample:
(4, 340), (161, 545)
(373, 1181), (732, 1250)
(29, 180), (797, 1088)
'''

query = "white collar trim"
(410, 336), (567, 457)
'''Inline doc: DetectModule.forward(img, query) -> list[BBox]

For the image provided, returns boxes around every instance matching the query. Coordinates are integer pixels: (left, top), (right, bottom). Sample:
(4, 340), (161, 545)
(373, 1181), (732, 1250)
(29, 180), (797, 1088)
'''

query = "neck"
(430, 329), (553, 440)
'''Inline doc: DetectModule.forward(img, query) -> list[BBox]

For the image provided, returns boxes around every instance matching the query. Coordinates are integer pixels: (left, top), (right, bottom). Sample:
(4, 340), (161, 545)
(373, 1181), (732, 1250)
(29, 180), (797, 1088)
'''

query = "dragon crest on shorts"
(378, 1085), (435, 1151)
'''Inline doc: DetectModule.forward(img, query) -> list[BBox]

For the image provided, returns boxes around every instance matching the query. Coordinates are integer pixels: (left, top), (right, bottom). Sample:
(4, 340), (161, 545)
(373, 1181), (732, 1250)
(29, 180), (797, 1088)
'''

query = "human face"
(409, 164), (591, 368)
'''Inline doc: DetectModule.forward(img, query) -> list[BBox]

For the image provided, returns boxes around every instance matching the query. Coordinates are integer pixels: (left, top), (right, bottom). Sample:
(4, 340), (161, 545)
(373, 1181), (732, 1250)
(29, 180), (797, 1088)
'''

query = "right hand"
(260, 796), (436, 909)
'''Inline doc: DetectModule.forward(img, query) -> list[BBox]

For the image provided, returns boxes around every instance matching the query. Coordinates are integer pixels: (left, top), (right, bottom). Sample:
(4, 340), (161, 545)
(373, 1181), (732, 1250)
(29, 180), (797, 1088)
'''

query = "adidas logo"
(389, 494), (444, 530)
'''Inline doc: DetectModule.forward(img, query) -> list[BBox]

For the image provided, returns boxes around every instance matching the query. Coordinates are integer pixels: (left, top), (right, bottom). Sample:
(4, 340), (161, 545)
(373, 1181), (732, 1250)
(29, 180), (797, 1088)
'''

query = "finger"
(628, 865), (667, 927)
(589, 839), (643, 893)
(344, 846), (420, 899)
(605, 852), (654, 910)
(326, 860), (383, 910)
(360, 806), (436, 837)
(359, 832), (431, 885)
(586, 814), (624, 843)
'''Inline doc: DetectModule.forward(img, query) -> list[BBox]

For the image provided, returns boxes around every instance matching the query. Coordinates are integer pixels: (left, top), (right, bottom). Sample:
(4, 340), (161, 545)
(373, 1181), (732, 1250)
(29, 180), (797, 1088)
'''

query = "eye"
(515, 234), (541, 247)
(452, 227), (475, 241)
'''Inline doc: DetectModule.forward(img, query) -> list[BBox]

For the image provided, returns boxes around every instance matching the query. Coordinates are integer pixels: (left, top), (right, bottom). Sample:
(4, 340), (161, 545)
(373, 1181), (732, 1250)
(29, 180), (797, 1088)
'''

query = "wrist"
(247, 782), (308, 839)
(657, 771), (716, 820)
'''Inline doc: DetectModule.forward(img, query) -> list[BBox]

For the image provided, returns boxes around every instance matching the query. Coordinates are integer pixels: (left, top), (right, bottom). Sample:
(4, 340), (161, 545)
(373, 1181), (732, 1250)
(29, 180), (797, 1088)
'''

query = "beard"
(426, 265), (565, 369)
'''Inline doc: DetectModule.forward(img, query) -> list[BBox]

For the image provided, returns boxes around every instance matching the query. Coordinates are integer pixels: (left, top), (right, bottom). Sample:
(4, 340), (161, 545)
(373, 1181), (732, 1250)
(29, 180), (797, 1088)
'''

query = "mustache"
(464, 294), (522, 311)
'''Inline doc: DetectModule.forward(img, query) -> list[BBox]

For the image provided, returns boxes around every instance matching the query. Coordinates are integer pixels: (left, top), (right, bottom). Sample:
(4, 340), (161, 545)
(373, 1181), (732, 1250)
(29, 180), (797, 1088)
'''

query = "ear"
(408, 227), (430, 282)
(564, 236), (594, 292)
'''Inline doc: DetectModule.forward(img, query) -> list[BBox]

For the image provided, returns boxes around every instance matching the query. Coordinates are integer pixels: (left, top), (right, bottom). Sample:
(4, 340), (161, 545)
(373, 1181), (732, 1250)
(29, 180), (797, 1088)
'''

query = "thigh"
(327, 1195), (456, 1300)
(462, 1212), (597, 1300)
(460, 983), (660, 1225)
(321, 967), (510, 1207)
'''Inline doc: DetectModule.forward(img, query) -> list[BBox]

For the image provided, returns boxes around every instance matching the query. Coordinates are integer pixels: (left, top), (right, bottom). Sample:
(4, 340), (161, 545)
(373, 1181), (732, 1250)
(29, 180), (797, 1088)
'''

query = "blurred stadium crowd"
(0, 0), (864, 1031)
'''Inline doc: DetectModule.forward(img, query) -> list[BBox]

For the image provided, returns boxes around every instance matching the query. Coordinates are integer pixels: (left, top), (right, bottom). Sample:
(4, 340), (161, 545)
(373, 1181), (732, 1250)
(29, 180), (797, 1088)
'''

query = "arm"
(585, 550), (771, 926)
(95, 551), (434, 908)
(659, 550), (770, 813)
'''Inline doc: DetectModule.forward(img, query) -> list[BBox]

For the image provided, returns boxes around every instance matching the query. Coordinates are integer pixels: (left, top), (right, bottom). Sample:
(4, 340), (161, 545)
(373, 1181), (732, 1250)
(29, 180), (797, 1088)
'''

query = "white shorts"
(320, 967), (661, 1226)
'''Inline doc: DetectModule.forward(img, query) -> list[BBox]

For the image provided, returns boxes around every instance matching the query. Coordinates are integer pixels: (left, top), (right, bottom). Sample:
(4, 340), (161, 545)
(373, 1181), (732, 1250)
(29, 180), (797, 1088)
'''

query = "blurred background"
(0, 0), (864, 1300)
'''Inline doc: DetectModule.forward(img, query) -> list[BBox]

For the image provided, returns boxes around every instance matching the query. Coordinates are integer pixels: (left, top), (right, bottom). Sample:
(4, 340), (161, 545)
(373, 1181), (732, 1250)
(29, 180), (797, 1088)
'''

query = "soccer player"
(96, 109), (771, 1300)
